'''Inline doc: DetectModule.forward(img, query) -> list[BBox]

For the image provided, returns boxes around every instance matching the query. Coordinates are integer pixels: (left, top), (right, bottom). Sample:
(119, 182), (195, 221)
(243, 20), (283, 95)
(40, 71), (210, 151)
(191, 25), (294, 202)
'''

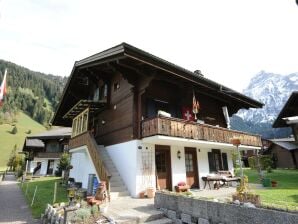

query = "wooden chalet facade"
(52, 43), (263, 198)
(22, 128), (71, 176)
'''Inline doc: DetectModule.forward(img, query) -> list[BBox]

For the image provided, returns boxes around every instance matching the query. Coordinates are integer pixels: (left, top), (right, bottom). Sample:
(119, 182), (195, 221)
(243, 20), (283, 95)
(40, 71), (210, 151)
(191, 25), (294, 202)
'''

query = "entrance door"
(184, 147), (199, 188)
(47, 160), (55, 175)
(155, 145), (172, 190)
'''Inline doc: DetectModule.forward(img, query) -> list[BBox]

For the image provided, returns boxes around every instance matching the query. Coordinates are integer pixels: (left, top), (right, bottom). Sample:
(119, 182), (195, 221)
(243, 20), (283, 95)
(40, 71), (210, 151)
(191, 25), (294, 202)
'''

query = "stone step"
(110, 185), (127, 192)
(145, 217), (173, 224)
(110, 179), (124, 187)
(110, 191), (130, 200)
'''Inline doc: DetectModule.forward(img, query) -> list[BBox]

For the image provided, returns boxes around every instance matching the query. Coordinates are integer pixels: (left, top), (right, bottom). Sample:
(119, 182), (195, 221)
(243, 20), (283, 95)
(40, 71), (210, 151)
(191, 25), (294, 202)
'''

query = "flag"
(192, 91), (199, 120)
(0, 69), (7, 107)
(182, 106), (194, 121)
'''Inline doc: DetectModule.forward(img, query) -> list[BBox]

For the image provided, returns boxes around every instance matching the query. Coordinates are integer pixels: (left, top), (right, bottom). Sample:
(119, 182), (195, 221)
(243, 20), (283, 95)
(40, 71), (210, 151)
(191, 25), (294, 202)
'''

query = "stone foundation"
(154, 192), (298, 224)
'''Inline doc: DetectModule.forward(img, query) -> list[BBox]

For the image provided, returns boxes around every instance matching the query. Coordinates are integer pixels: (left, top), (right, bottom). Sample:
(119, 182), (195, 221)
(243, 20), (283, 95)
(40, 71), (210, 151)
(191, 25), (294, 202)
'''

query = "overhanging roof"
(52, 43), (263, 126)
(270, 139), (298, 151)
(63, 100), (106, 119)
(24, 139), (44, 149)
(273, 91), (298, 128)
(27, 127), (71, 140)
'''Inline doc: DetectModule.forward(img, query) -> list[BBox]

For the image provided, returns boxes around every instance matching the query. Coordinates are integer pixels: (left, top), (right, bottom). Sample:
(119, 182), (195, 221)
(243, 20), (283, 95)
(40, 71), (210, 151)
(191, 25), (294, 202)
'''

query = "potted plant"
(271, 180), (277, 187)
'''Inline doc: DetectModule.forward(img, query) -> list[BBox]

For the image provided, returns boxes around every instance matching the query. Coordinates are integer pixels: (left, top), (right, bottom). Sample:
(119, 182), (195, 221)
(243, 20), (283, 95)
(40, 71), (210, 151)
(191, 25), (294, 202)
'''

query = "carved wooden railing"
(69, 131), (111, 198)
(142, 116), (262, 147)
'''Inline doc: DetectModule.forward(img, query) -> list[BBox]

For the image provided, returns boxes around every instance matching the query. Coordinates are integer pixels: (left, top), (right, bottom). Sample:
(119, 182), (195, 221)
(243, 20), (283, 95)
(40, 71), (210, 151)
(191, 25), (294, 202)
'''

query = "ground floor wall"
(69, 146), (97, 188)
(105, 139), (236, 197)
(29, 158), (59, 176)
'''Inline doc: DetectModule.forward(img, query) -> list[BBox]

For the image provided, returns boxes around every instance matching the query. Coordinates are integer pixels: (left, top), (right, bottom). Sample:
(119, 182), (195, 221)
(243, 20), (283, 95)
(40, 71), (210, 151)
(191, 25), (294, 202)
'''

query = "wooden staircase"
(97, 146), (130, 200)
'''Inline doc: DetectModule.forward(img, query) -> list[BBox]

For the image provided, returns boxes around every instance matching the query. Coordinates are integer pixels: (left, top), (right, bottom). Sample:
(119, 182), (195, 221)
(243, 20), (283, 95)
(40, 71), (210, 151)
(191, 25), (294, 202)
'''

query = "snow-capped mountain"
(237, 71), (298, 123)
(231, 71), (298, 138)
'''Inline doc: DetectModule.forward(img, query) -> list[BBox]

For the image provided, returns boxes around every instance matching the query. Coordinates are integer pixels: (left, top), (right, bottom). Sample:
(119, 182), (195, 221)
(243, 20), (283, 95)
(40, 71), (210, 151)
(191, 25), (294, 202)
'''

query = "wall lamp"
(177, 150), (181, 159)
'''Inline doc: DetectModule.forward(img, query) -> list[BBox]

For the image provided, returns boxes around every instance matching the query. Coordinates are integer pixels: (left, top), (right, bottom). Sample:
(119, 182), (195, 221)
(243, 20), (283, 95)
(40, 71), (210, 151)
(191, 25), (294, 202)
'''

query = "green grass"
(243, 168), (298, 210)
(0, 112), (46, 168)
(20, 177), (68, 218)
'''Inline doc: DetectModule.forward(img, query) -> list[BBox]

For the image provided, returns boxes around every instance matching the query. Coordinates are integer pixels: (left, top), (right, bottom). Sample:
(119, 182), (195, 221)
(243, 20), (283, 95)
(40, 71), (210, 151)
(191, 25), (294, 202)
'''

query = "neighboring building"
(270, 91), (298, 169)
(52, 43), (263, 199)
(23, 127), (71, 176)
(263, 138), (298, 169)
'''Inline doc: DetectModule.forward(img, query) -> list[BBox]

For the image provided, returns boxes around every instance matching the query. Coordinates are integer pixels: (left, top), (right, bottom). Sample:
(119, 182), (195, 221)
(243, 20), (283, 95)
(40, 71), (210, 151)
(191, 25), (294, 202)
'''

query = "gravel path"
(0, 174), (38, 224)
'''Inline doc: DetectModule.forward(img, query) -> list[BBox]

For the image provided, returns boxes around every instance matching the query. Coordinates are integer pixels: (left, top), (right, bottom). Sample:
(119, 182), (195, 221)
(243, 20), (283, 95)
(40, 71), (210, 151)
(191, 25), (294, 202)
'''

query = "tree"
(56, 152), (71, 182)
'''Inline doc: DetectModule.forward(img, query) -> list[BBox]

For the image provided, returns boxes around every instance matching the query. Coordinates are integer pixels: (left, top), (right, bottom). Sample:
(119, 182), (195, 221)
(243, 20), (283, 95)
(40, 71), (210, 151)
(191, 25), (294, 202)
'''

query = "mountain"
(231, 71), (297, 139)
(0, 59), (67, 126)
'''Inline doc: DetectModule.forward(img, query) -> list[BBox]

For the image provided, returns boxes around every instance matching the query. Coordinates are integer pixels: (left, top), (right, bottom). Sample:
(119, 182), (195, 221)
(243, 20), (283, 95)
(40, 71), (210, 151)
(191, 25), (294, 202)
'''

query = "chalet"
(52, 43), (263, 199)
(22, 127), (71, 175)
(270, 91), (298, 169)
(273, 91), (298, 142)
(263, 138), (298, 169)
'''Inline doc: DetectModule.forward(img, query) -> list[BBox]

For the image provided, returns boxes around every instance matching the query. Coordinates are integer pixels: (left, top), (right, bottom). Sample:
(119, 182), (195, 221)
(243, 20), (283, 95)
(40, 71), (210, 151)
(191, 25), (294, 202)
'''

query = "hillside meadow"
(0, 112), (46, 170)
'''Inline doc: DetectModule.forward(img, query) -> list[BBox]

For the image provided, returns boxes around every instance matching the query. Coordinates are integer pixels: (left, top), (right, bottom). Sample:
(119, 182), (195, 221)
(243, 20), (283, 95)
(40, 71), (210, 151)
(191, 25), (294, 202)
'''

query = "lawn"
(0, 112), (46, 168)
(20, 177), (68, 218)
(243, 168), (298, 210)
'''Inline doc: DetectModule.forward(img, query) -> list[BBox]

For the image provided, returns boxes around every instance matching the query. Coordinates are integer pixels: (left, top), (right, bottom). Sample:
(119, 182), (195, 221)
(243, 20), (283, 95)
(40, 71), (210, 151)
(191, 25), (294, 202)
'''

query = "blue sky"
(0, 0), (298, 92)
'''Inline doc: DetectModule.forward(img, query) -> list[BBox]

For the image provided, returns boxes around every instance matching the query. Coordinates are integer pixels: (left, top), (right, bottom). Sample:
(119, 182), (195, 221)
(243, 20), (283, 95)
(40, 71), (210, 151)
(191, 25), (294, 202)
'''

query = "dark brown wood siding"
(143, 80), (228, 128)
(271, 145), (297, 169)
(94, 72), (134, 146)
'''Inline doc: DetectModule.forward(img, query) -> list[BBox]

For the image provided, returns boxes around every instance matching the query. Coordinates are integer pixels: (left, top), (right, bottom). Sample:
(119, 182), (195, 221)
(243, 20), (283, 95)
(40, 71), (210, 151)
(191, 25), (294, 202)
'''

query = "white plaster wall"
(69, 147), (97, 188)
(170, 145), (187, 190)
(106, 140), (139, 197)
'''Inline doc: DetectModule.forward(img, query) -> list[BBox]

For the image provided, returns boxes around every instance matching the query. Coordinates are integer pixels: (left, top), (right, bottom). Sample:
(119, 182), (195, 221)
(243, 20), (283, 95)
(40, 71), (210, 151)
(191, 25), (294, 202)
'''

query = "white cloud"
(0, 0), (298, 92)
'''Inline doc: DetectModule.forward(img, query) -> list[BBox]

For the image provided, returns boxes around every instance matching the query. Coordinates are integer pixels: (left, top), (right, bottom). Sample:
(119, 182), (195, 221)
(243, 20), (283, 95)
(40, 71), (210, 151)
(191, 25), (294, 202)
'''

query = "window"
(156, 151), (166, 172)
(208, 149), (229, 172)
(92, 79), (108, 102)
(113, 82), (120, 91)
(185, 153), (194, 172)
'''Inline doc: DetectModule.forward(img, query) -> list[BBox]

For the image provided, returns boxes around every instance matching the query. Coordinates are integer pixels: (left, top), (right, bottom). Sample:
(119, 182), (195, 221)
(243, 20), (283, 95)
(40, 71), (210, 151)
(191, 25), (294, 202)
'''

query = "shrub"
(11, 126), (18, 134)
(75, 208), (91, 222)
(26, 129), (31, 134)
(247, 155), (273, 170)
(248, 156), (256, 169)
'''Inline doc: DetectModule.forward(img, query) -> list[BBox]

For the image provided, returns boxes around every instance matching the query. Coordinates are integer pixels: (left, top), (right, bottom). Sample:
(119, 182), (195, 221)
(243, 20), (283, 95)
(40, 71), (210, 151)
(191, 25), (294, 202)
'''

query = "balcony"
(36, 152), (62, 158)
(141, 116), (262, 147)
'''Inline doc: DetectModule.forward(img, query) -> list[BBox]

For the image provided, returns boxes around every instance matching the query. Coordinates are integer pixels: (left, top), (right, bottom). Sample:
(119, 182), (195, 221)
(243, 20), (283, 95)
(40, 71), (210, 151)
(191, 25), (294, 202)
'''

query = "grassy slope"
(20, 177), (68, 218)
(0, 112), (46, 170)
(243, 169), (298, 209)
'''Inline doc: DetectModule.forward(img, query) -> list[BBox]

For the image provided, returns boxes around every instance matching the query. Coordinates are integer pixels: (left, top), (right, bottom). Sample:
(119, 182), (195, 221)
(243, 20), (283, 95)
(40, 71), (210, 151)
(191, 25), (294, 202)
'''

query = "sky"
(0, 0), (298, 92)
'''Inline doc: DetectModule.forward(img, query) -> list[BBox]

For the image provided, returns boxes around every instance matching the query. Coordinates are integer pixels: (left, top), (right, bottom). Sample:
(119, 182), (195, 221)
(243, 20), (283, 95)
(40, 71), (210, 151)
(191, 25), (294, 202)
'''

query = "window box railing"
(72, 108), (89, 138)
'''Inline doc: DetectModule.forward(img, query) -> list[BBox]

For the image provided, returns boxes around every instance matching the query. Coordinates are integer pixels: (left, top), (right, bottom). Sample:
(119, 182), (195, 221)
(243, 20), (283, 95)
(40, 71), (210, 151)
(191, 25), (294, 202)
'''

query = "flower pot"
(139, 191), (145, 198)
(271, 181), (277, 187)
(146, 187), (155, 198)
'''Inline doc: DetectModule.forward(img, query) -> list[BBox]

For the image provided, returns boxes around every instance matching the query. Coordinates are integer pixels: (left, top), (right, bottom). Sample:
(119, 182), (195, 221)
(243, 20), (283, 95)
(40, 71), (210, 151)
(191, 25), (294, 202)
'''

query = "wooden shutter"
(208, 152), (216, 173)
(222, 153), (229, 170)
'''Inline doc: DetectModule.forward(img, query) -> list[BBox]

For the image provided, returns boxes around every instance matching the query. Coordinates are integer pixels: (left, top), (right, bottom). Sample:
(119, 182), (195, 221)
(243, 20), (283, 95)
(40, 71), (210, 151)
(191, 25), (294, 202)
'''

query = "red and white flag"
(0, 69), (7, 107)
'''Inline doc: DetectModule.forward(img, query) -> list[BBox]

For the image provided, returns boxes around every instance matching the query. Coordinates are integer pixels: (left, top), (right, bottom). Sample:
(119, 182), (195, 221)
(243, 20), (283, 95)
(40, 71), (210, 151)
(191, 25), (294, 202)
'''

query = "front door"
(47, 160), (55, 175)
(155, 145), (172, 190)
(185, 147), (199, 188)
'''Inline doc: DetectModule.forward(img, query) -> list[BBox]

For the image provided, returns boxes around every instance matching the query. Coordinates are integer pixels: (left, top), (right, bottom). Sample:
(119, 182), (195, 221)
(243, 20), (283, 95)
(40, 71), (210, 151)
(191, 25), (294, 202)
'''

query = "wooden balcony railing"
(142, 116), (262, 147)
(69, 131), (111, 199)
(36, 152), (62, 158)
